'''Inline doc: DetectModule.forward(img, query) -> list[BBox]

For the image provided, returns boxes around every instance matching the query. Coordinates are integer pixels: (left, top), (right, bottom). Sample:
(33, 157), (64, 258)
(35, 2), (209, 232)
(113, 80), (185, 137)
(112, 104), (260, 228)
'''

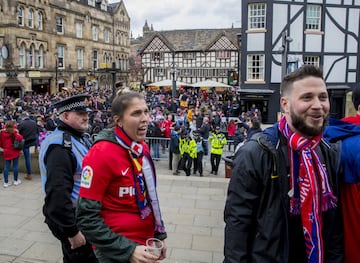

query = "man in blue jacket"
(324, 85), (360, 263)
(224, 65), (343, 263)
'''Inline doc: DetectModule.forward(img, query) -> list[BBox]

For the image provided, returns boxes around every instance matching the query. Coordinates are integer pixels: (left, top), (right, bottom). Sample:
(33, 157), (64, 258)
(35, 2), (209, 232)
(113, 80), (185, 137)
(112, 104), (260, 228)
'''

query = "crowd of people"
(2, 64), (359, 263)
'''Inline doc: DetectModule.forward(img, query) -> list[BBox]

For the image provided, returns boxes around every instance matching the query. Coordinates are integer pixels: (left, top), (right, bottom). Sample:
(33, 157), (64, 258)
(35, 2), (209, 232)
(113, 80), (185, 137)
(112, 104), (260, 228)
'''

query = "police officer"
(39, 94), (98, 263)
(209, 126), (227, 175)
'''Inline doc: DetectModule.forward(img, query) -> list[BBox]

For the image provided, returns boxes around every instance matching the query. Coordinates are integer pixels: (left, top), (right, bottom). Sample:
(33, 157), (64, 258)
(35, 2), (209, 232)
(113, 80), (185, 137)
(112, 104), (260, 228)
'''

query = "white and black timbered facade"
(138, 28), (241, 87)
(241, 0), (360, 123)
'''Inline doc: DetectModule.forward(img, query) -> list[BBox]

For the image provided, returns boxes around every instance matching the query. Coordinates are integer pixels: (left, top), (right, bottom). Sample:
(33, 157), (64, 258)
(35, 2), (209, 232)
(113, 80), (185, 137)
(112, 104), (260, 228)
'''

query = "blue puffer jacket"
(324, 118), (360, 183)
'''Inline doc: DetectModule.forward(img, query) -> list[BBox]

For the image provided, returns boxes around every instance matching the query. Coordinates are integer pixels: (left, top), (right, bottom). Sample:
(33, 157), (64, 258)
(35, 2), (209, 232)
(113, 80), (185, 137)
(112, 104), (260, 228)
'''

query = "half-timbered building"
(241, 0), (360, 123)
(138, 27), (241, 89)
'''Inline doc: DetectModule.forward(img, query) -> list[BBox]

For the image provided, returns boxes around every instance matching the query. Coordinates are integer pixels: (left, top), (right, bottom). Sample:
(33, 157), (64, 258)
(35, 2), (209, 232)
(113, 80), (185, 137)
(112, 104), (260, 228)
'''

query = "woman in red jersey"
(77, 90), (167, 263)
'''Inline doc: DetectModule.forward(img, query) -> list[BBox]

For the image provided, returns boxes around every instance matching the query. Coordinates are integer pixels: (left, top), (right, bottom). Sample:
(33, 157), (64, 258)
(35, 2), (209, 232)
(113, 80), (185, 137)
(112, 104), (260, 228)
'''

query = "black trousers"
(182, 153), (193, 176)
(210, 153), (221, 174)
(193, 152), (204, 175)
(61, 240), (98, 263)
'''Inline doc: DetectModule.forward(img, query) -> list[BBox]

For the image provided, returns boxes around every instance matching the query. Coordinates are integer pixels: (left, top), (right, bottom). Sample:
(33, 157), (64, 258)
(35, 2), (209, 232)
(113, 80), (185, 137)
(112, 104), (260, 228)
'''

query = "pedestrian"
(39, 94), (98, 263)
(246, 117), (262, 140)
(208, 126), (227, 175)
(17, 111), (38, 180)
(76, 91), (167, 262)
(0, 120), (23, 187)
(224, 65), (343, 262)
(192, 130), (207, 176)
(170, 125), (181, 175)
(324, 85), (360, 263)
(179, 130), (197, 176)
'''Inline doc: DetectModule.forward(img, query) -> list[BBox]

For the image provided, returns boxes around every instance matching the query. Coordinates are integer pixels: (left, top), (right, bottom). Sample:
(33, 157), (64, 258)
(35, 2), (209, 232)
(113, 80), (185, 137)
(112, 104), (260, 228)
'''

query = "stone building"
(0, 0), (130, 98)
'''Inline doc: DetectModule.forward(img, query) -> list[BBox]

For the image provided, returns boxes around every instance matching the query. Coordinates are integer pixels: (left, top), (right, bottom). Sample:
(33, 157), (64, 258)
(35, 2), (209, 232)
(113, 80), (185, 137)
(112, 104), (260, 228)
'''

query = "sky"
(108, 0), (242, 38)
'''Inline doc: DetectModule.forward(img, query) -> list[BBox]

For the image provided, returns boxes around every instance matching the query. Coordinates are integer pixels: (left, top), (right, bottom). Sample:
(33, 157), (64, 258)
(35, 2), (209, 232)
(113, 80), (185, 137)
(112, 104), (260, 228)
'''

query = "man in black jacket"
(17, 111), (38, 180)
(224, 65), (343, 263)
(39, 95), (98, 263)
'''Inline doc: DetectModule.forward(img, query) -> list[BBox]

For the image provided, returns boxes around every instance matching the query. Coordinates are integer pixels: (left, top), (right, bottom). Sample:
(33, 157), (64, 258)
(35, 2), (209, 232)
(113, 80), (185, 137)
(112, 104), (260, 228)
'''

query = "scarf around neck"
(279, 117), (337, 263)
(114, 126), (166, 234)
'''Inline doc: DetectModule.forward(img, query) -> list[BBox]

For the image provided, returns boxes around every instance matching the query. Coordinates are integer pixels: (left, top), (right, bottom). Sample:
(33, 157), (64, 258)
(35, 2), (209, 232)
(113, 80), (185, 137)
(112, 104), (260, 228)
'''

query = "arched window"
(28, 44), (35, 68)
(36, 45), (44, 68)
(37, 11), (43, 30)
(18, 7), (24, 26)
(19, 43), (26, 68)
(28, 9), (34, 28)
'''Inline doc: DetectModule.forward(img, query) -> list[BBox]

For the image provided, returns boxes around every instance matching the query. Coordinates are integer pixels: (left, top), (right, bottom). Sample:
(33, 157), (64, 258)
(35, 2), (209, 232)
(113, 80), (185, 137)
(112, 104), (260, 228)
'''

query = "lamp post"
(171, 52), (177, 113)
(54, 52), (58, 92)
(111, 61), (117, 100)
(281, 30), (293, 80)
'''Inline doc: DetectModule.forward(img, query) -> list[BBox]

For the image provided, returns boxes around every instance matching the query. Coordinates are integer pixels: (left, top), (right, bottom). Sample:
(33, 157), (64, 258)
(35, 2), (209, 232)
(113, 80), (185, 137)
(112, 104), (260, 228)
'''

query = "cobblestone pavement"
(0, 156), (230, 263)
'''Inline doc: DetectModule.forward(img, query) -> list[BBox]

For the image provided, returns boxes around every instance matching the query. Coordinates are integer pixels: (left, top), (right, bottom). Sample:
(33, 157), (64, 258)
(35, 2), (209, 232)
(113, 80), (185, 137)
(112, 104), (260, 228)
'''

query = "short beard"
(290, 109), (328, 137)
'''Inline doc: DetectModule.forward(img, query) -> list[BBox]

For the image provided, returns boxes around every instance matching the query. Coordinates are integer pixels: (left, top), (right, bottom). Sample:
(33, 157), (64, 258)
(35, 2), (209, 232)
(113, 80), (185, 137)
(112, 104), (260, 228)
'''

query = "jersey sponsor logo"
(119, 186), (136, 197)
(80, 166), (93, 188)
(121, 167), (130, 176)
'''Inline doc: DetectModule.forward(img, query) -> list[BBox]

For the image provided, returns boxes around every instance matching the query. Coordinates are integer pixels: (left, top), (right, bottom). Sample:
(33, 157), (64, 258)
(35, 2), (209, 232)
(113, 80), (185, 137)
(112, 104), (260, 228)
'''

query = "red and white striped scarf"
(279, 117), (337, 263)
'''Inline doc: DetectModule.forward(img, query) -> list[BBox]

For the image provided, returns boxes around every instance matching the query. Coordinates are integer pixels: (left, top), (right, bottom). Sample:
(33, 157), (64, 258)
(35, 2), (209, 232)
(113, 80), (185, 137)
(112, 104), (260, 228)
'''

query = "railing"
(145, 137), (236, 161)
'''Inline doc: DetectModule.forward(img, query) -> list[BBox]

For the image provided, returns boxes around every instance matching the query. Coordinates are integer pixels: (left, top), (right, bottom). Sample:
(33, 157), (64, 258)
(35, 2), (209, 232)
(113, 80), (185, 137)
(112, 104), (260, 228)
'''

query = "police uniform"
(209, 126), (227, 175)
(39, 95), (98, 263)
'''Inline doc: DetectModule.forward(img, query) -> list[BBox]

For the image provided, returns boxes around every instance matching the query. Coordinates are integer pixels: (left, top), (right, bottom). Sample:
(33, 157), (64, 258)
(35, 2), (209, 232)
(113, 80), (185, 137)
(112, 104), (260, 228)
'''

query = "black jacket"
(18, 117), (38, 145)
(224, 123), (343, 263)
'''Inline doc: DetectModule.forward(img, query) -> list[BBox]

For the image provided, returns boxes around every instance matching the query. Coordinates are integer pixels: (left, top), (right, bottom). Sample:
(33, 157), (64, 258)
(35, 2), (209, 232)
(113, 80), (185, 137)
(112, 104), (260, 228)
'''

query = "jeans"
(23, 142), (35, 174)
(3, 157), (19, 183)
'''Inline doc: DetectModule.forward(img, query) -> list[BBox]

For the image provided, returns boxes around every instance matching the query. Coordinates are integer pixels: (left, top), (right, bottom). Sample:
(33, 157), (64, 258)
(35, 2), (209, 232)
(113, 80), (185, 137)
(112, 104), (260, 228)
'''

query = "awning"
(2, 77), (24, 88)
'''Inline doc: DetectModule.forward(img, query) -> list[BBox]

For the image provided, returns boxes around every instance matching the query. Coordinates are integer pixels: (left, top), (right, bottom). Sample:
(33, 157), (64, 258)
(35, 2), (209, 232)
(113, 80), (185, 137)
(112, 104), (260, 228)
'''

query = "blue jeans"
(3, 157), (19, 183)
(152, 141), (160, 159)
(23, 143), (34, 174)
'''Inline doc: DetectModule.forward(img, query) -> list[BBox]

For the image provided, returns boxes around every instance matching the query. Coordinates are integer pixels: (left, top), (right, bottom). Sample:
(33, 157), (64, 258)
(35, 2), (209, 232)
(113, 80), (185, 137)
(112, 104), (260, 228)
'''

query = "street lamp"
(280, 30), (293, 80)
(54, 52), (58, 92)
(110, 61), (117, 100)
(171, 52), (177, 113)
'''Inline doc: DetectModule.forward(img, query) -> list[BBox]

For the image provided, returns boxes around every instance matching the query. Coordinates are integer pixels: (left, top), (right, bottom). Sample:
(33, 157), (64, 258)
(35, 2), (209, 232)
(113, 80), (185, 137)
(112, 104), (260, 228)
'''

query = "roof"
(139, 28), (241, 53)
(1, 77), (24, 88)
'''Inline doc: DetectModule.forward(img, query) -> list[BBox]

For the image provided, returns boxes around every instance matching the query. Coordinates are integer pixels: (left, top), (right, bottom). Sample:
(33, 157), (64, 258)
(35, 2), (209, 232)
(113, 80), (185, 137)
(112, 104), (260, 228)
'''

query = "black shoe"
(214, 171), (218, 175)
(200, 174), (203, 177)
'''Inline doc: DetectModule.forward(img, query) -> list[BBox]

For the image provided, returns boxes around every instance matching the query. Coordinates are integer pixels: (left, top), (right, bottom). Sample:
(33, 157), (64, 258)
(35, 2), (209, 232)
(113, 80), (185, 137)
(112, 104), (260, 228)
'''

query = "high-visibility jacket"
(179, 137), (197, 158)
(209, 132), (227, 155)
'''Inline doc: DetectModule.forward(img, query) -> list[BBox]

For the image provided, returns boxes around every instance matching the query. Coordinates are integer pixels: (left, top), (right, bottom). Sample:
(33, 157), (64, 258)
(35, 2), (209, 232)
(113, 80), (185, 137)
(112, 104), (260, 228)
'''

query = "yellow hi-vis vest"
(209, 132), (227, 155)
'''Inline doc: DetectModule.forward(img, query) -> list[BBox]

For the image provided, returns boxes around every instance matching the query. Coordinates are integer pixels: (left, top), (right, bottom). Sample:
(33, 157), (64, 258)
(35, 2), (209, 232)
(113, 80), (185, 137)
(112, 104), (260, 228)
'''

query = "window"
(36, 46), (44, 68)
(304, 56), (320, 67)
(27, 44), (35, 68)
(56, 16), (64, 34)
(88, 0), (95, 7)
(37, 12), (43, 30)
(19, 43), (26, 68)
(155, 68), (166, 77)
(306, 5), (321, 30)
(92, 25), (98, 41)
(57, 46), (65, 68)
(151, 52), (163, 61)
(101, 2), (107, 11)
(0, 52), (3, 68)
(18, 7), (24, 26)
(248, 3), (266, 29)
(183, 52), (195, 60)
(93, 50), (98, 70)
(77, 48), (84, 69)
(247, 54), (265, 80)
(76, 22), (83, 38)
(28, 9), (34, 28)
(216, 51), (230, 59)
(104, 28), (110, 43)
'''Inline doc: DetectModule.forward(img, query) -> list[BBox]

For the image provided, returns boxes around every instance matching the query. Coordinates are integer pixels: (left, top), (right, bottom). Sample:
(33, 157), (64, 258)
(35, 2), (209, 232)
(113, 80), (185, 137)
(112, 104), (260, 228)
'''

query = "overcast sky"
(109, 0), (242, 38)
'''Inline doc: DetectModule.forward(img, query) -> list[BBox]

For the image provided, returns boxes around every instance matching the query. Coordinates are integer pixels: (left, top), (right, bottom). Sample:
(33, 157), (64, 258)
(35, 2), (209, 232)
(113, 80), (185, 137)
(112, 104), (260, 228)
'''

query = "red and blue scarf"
(114, 126), (166, 233)
(279, 117), (337, 263)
